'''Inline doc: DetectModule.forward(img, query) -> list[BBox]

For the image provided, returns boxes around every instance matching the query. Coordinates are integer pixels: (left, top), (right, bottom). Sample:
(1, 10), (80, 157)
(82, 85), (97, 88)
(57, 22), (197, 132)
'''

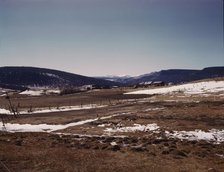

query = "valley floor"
(0, 86), (224, 172)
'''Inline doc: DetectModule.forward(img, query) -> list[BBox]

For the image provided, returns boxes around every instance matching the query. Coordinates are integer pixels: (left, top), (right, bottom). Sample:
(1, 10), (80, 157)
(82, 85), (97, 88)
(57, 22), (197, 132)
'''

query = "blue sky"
(0, 0), (223, 76)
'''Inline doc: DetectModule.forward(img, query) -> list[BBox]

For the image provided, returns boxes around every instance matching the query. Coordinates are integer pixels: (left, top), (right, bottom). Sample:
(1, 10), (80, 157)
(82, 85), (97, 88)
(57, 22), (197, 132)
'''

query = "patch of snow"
(105, 123), (160, 133)
(0, 108), (11, 114)
(105, 79), (117, 82)
(165, 129), (224, 144)
(42, 73), (61, 79)
(0, 123), (62, 132)
(46, 89), (60, 94)
(144, 107), (164, 111)
(54, 132), (126, 138)
(20, 90), (43, 96)
(0, 113), (125, 133)
(20, 89), (61, 96)
(126, 81), (224, 95)
(104, 122), (224, 144)
(110, 142), (117, 146)
(216, 154), (224, 159)
(0, 117), (103, 133)
(98, 123), (111, 127)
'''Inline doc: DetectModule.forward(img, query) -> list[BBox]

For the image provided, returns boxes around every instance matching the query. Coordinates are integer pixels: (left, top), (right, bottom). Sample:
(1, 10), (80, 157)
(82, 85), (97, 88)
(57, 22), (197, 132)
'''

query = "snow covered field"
(126, 81), (224, 95)
(0, 80), (223, 159)
(0, 114), (119, 133)
(1, 119), (223, 144)
(1, 76), (224, 171)
(20, 89), (60, 96)
(0, 118), (100, 133)
(103, 124), (224, 144)
(165, 129), (224, 144)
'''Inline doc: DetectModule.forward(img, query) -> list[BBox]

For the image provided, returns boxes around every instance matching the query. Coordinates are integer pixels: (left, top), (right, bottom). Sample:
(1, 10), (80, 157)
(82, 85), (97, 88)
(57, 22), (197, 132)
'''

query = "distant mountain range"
(0, 66), (223, 91)
(0, 66), (120, 90)
(95, 75), (132, 83)
(96, 67), (224, 85)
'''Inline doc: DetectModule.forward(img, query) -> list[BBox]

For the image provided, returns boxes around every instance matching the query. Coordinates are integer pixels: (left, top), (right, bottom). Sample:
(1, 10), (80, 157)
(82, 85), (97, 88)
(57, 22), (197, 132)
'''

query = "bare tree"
(0, 92), (20, 129)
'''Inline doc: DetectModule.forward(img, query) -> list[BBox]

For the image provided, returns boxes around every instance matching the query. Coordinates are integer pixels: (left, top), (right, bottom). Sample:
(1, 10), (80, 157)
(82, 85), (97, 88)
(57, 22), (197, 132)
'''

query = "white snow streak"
(126, 81), (224, 95)
(104, 123), (224, 144)
(165, 129), (224, 144)
(20, 90), (43, 96)
(20, 89), (60, 96)
(0, 114), (119, 133)
(0, 108), (11, 114)
(104, 123), (160, 133)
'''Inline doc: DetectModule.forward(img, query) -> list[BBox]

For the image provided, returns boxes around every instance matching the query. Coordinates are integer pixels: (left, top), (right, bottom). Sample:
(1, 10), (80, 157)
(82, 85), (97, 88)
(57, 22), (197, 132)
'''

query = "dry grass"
(0, 88), (224, 171)
(1, 132), (223, 172)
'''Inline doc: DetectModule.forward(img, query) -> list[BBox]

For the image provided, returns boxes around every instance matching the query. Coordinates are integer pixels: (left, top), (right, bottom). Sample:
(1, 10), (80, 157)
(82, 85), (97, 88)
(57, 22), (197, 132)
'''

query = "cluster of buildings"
(134, 81), (171, 88)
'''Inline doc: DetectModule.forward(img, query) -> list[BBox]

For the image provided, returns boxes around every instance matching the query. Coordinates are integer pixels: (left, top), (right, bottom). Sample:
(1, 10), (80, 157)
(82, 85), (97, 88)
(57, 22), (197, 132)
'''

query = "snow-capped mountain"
(95, 75), (133, 83)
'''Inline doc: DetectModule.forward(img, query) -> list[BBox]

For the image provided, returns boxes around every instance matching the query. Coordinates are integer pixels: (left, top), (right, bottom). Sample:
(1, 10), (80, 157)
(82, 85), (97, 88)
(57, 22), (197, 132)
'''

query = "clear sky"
(0, 0), (223, 76)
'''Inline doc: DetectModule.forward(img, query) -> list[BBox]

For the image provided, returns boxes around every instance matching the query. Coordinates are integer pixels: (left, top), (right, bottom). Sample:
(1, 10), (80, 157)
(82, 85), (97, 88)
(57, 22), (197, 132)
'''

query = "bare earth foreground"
(0, 82), (224, 172)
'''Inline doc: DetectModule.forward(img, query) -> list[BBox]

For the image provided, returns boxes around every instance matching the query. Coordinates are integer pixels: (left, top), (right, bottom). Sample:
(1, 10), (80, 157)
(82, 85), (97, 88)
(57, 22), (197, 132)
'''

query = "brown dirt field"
(0, 88), (224, 171)
(0, 132), (223, 172)
(0, 88), (150, 109)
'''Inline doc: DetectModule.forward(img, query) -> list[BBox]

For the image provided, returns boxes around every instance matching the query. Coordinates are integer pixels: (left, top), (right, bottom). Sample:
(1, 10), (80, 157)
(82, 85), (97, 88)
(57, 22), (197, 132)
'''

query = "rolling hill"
(0, 66), (120, 90)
